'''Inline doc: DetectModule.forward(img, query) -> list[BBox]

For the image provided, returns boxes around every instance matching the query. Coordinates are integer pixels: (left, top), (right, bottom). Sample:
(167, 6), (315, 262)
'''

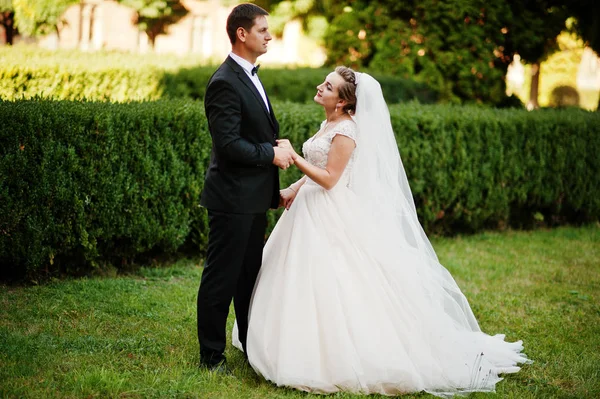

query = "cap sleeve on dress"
(330, 120), (357, 143)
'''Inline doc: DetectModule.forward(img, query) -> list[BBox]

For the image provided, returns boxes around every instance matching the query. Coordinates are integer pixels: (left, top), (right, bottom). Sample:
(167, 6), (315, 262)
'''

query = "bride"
(232, 66), (530, 397)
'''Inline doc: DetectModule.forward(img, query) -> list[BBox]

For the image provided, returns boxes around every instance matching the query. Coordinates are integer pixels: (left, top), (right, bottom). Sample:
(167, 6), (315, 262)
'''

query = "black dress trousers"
(197, 209), (267, 365)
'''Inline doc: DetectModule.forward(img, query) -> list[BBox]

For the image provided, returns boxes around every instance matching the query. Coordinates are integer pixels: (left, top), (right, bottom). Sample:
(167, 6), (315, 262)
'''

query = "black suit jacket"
(200, 56), (280, 213)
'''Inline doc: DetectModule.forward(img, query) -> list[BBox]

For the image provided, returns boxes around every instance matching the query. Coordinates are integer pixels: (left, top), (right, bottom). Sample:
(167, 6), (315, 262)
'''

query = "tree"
(118, 0), (187, 48)
(0, 0), (15, 45)
(268, 0), (333, 41)
(325, 0), (512, 105)
(13, 0), (78, 39)
(503, 1), (569, 109)
(567, 0), (600, 54)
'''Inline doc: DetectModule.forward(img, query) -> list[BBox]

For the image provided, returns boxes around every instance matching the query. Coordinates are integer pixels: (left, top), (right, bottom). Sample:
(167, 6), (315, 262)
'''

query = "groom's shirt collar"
(229, 52), (257, 77)
(228, 52), (269, 112)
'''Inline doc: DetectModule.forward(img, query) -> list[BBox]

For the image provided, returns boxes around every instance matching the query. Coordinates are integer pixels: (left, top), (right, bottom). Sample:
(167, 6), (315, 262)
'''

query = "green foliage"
(259, 66), (438, 104)
(323, 0), (593, 107)
(0, 46), (439, 104)
(324, 0), (513, 105)
(13, 0), (78, 37)
(391, 103), (600, 234)
(1, 99), (599, 278)
(323, 0), (600, 109)
(503, 1), (568, 64)
(0, 99), (210, 278)
(0, 63), (166, 102)
(268, 0), (328, 40)
(0, 0), (13, 12)
(0, 45), (208, 70)
(117, 0), (187, 46)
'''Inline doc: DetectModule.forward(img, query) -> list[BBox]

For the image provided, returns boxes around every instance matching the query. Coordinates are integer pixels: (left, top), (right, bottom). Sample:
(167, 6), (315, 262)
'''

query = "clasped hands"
(272, 139), (297, 170)
(274, 139), (299, 210)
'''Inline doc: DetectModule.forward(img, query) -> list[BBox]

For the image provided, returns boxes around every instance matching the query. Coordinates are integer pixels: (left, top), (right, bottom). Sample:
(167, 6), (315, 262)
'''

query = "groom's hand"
(276, 139), (293, 150)
(273, 147), (294, 170)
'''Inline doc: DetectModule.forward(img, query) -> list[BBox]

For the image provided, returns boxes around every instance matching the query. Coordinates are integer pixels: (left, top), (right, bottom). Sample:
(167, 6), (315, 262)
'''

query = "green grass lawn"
(1, 226), (599, 398)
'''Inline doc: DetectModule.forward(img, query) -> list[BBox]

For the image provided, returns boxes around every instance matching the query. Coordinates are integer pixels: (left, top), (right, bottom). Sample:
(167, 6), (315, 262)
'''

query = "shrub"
(0, 99), (209, 278)
(392, 103), (600, 233)
(1, 99), (598, 279)
(0, 46), (438, 104)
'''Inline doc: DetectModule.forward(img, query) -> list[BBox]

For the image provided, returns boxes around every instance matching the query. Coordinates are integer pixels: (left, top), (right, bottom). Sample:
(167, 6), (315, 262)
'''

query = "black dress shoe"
(210, 361), (230, 375)
(200, 360), (231, 375)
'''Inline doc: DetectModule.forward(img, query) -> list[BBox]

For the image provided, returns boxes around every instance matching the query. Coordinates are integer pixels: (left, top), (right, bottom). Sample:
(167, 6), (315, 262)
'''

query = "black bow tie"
(251, 64), (260, 75)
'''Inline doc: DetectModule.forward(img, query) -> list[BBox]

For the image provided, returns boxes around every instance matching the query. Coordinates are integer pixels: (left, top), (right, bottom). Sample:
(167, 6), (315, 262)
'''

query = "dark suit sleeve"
(205, 79), (275, 165)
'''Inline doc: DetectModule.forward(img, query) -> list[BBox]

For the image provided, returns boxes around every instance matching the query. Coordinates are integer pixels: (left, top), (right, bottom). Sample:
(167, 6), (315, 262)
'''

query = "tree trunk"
(147, 24), (162, 49)
(528, 62), (540, 110)
(1, 11), (14, 45)
(148, 31), (156, 49)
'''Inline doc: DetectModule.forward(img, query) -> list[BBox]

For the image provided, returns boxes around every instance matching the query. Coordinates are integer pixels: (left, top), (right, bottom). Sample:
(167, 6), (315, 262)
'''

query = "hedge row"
(163, 65), (440, 104)
(1, 100), (598, 278)
(0, 100), (210, 278)
(0, 47), (438, 104)
(391, 106), (600, 232)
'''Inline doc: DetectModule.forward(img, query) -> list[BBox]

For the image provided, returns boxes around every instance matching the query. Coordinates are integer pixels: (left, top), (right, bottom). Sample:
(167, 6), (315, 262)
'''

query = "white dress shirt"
(229, 52), (269, 112)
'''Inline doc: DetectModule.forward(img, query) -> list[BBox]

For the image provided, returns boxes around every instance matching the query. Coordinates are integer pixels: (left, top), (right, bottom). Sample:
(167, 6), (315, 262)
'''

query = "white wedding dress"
(233, 75), (529, 397)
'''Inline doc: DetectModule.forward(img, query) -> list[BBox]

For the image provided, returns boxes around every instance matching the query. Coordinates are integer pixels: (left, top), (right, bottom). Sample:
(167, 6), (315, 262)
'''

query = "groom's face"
(242, 16), (272, 58)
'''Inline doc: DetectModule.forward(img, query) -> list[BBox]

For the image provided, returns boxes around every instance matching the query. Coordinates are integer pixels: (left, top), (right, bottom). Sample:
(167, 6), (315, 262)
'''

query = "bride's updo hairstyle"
(335, 66), (357, 115)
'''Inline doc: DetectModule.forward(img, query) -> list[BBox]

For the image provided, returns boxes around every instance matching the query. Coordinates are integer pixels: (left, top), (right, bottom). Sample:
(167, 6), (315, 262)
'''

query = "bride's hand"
(277, 139), (295, 152)
(279, 186), (298, 210)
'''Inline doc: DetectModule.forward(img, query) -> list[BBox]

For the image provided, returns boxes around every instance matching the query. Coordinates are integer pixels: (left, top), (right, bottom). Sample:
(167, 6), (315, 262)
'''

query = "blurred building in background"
(38, 0), (227, 59)
(506, 32), (600, 110)
(8, 0), (325, 66)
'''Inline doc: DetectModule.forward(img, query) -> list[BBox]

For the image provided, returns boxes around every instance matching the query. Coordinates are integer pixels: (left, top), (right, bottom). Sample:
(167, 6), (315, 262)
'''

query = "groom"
(197, 3), (294, 371)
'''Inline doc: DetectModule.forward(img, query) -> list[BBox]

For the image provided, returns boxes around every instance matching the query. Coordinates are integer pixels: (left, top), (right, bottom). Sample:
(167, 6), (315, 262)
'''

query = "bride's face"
(314, 72), (345, 111)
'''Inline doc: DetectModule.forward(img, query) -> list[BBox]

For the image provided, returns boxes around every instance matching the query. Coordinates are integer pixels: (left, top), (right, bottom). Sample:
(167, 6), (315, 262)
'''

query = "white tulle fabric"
(232, 73), (529, 397)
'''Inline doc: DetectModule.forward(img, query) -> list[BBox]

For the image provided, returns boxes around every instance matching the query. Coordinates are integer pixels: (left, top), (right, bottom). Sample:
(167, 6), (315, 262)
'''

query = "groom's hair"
(226, 3), (269, 45)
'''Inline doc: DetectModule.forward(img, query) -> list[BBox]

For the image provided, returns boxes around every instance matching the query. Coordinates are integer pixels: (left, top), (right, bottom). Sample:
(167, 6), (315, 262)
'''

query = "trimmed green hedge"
(1, 100), (598, 278)
(0, 100), (210, 277)
(0, 46), (201, 102)
(392, 106), (600, 232)
(0, 47), (438, 104)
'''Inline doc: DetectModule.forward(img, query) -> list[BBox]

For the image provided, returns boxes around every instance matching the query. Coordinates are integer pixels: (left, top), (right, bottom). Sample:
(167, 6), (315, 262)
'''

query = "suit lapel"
(266, 93), (278, 139)
(225, 57), (275, 129)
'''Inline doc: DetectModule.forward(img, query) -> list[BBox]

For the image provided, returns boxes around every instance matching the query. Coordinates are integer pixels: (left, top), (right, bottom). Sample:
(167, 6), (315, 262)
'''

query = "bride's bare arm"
(279, 175), (307, 210)
(288, 175), (307, 192)
(290, 135), (355, 190)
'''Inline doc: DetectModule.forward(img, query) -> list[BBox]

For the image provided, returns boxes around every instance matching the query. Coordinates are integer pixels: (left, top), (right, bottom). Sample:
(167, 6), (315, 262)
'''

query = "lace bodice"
(301, 119), (357, 188)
